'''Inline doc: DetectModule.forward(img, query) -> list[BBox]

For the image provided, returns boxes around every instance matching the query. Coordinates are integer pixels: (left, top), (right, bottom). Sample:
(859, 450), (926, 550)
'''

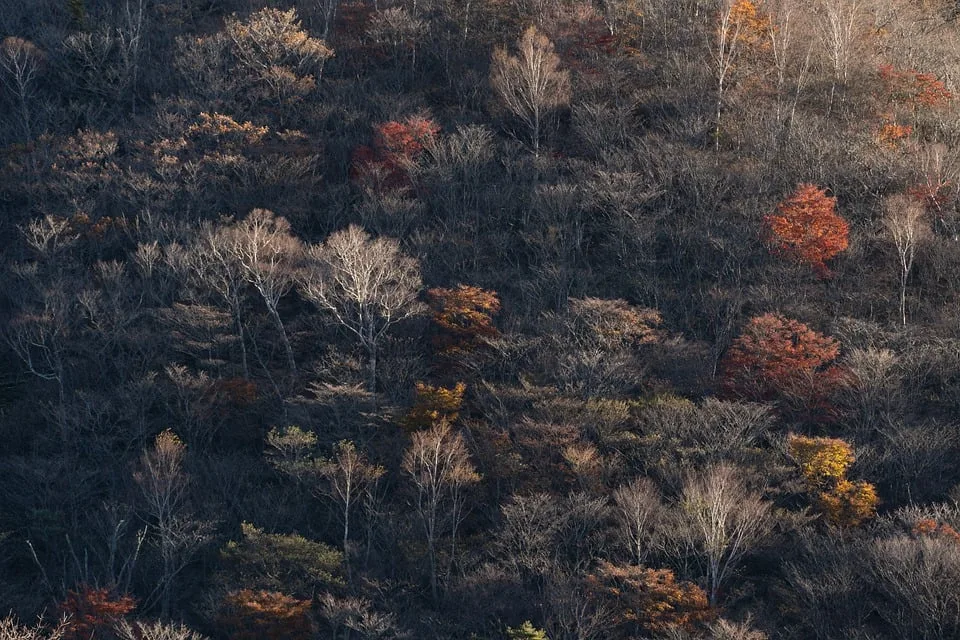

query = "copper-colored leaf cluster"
(788, 434), (878, 527)
(426, 285), (501, 357)
(720, 313), (843, 408)
(876, 114), (913, 148)
(764, 183), (850, 276)
(880, 64), (953, 110)
(585, 561), (714, 636)
(218, 589), (314, 640)
(911, 518), (960, 543)
(59, 585), (136, 640)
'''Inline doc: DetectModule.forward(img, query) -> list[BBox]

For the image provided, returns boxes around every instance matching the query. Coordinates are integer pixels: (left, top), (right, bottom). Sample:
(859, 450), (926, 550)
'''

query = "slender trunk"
(18, 91), (31, 141)
(343, 492), (352, 582)
(267, 303), (296, 375)
(235, 311), (250, 379)
(715, 77), (724, 153)
(365, 323), (377, 391)
(532, 110), (540, 157)
(900, 263), (908, 326)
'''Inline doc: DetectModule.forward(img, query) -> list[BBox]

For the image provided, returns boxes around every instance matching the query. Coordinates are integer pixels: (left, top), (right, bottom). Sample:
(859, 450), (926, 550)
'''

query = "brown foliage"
(720, 314), (844, 414)
(585, 561), (714, 635)
(426, 285), (501, 358)
(59, 585), (136, 640)
(912, 519), (960, 543)
(217, 590), (314, 640)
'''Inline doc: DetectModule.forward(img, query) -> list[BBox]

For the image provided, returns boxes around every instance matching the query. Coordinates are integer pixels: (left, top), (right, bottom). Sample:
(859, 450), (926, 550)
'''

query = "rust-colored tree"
(351, 116), (440, 192)
(764, 184), (850, 276)
(880, 64), (952, 113)
(217, 590), (314, 640)
(912, 519), (960, 543)
(585, 561), (714, 636)
(59, 585), (136, 640)
(425, 285), (501, 358)
(720, 314), (844, 415)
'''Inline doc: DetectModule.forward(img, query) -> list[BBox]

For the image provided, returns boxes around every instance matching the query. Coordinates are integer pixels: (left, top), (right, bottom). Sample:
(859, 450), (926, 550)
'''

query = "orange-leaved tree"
(218, 589), (314, 640)
(912, 519), (960, 543)
(426, 285), (501, 357)
(720, 313), (843, 410)
(585, 561), (714, 636)
(787, 434), (878, 527)
(60, 585), (136, 640)
(764, 183), (849, 276)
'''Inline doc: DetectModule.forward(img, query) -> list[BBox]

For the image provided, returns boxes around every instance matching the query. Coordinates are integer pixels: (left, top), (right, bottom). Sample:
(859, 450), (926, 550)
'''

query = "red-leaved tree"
(351, 116), (440, 192)
(764, 184), (849, 277)
(720, 313), (844, 418)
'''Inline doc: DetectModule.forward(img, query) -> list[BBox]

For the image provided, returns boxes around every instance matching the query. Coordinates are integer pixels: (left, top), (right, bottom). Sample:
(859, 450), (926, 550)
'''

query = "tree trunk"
(267, 303), (297, 375)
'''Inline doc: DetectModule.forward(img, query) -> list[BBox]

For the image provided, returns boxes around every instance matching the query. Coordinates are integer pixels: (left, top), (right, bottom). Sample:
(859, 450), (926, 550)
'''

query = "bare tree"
(402, 420), (480, 603)
(490, 26), (571, 156)
(133, 430), (211, 617)
(113, 620), (208, 640)
(318, 441), (385, 573)
(225, 209), (302, 375)
(612, 476), (662, 565)
(816, 0), (867, 111)
(0, 616), (68, 640)
(0, 37), (43, 141)
(675, 464), (773, 606)
(711, 0), (766, 151)
(266, 428), (384, 579)
(764, 0), (813, 132)
(870, 534), (960, 639)
(883, 195), (929, 326)
(300, 224), (423, 391)
(183, 223), (253, 378)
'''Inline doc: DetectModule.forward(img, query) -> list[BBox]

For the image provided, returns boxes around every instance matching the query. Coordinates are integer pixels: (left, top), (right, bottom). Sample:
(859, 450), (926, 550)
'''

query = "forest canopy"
(3, 0), (960, 638)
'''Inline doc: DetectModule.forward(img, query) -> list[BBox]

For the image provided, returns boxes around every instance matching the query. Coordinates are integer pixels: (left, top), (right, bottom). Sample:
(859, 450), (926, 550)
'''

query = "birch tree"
(883, 194), (929, 326)
(490, 26), (570, 156)
(300, 225), (423, 391)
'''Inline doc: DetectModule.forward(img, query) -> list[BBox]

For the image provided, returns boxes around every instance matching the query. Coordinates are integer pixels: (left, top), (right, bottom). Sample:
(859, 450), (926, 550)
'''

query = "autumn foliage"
(765, 184), (850, 276)
(351, 116), (440, 192)
(880, 64), (952, 111)
(59, 585), (136, 640)
(788, 434), (878, 527)
(727, 0), (772, 52)
(402, 381), (467, 430)
(787, 435), (854, 488)
(720, 314), (844, 413)
(912, 519), (960, 543)
(585, 561), (714, 636)
(426, 285), (501, 357)
(217, 589), (314, 640)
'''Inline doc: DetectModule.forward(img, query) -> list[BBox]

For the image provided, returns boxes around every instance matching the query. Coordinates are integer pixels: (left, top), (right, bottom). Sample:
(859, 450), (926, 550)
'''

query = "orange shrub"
(218, 589), (314, 640)
(60, 585), (136, 640)
(764, 184), (849, 276)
